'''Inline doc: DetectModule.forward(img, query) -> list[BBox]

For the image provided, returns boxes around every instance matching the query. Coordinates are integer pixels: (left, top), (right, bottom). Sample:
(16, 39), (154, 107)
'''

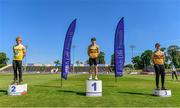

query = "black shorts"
(154, 64), (165, 76)
(89, 58), (98, 66)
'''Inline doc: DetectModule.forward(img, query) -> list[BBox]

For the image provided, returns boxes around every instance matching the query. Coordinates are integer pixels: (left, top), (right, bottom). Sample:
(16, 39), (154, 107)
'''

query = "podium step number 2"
(8, 84), (27, 96)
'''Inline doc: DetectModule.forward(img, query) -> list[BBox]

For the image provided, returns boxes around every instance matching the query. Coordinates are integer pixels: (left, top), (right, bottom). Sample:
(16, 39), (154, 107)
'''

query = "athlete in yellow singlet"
(87, 37), (100, 80)
(12, 37), (26, 84)
(152, 43), (166, 90)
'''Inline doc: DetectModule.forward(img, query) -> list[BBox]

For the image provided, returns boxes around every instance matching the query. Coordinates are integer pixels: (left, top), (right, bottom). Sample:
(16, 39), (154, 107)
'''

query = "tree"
(141, 50), (153, 68)
(54, 60), (61, 67)
(124, 64), (133, 69)
(161, 47), (166, 52)
(98, 51), (105, 64)
(124, 64), (133, 72)
(167, 45), (180, 67)
(0, 52), (9, 68)
(111, 54), (115, 66)
(76, 60), (81, 66)
(132, 56), (143, 69)
(85, 60), (89, 64)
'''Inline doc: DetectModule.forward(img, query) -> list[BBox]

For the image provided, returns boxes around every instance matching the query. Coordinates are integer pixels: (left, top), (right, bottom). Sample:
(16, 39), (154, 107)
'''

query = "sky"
(0, 0), (180, 65)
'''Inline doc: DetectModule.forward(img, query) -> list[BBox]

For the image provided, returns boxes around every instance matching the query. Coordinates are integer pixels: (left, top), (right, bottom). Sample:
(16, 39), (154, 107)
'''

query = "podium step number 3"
(86, 80), (102, 97)
(152, 89), (171, 97)
(8, 84), (27, 96)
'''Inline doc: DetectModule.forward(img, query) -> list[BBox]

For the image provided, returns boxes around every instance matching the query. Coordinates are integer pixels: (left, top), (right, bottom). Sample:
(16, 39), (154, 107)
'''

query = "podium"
(152, 89), (171, 97)
(8, 84), (27, 96)
(86, 80), (102, 97)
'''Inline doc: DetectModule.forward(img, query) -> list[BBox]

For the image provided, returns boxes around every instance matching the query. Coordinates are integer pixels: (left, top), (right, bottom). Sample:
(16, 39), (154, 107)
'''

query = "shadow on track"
(57, 90), (86, 96)
(34, 85), (85, 96)
(0, 89), (7, 95)
(34, 85), (61, 88)
(118, 91), (152, 96)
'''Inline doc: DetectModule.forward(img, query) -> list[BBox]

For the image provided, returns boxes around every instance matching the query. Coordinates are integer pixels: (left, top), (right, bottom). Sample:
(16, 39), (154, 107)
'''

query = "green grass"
(0, 74), (180, 107)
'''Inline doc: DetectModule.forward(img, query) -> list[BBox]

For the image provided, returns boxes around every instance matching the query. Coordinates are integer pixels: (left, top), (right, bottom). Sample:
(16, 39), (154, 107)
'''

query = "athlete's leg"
(154, 65), (160, 89)
(12, 60), (18, 82)
(174, 71), (178, 80)
(94, 65), (98, 80)
(94, 58), (98, 80)
(17, 60), (23, 83)
(160, 65), (165, 89)
(88, 58), (93, 80)
(172, 71), (174, 80)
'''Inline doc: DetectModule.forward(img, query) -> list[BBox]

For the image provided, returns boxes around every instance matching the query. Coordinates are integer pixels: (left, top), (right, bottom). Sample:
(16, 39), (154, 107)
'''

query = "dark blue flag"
(114, 17), (125, 77)
(61, 19), (76, 80)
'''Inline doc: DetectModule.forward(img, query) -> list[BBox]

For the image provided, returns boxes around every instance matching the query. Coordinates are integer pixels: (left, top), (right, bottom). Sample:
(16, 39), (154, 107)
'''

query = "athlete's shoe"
(156, 86), (160, 90)
(88, 77), (92, 80)
(11, 80), (17, 85)
(95, 76), (98, 80)
(161, 87), (167, 90)
(18, 80), (23, 85)
(88, 76), (92, 80)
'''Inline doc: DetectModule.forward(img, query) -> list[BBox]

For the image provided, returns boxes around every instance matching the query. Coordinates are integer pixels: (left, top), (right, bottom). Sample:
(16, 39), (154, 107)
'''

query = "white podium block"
(152, 89), (171, 97)
(8, 84), (27, 96)
(86, 80), (102, 97)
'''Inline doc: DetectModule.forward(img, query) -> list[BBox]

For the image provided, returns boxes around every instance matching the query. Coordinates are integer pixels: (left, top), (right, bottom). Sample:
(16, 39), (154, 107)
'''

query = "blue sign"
(61, 19), (77, 80)
(114, 17), (125, 77)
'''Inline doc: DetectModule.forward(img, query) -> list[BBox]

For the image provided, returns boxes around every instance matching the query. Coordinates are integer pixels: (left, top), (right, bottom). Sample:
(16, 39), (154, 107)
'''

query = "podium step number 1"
(86, 80), (102, 97)
(8, 84), (27, 96)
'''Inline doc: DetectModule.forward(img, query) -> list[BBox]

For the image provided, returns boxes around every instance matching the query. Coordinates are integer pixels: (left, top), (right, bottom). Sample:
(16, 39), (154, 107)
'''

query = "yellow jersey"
(88, 44), (100, 59)
(13, 44), (25, 61)
(152, 50), (165, 65)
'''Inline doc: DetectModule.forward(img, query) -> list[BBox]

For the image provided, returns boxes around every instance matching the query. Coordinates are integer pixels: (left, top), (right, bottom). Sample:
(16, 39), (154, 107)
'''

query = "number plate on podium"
(8, 84), (27, 96)
(86, 80), (102, 97)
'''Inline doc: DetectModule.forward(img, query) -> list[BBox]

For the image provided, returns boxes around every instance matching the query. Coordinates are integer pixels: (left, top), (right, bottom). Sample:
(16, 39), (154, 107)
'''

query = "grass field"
(0, 74), (180, 107)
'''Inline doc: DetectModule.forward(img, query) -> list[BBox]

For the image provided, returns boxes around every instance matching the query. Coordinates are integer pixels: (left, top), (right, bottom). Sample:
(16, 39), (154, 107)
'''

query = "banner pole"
(61, 72), (63, 88)
(114, 76), (117, 87)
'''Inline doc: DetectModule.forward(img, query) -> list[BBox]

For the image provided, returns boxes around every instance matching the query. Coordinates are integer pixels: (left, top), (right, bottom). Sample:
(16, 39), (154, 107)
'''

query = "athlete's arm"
(97, 45), (100, 55)
(162, 52), (165, 64)
(87, 46), (90, 56)
(13, 46), (15, 54)
(151, 53), (155, 64)
(22, 46), (26, 58)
